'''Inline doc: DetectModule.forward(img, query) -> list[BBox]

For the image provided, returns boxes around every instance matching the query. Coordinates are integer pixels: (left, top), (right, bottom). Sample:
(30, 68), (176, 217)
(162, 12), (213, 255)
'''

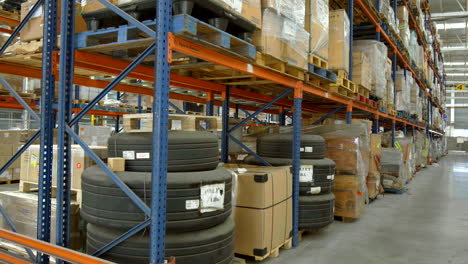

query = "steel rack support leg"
(206, 92), (214, 116)
(348, 0), (354, 80)
(115, 116), (120, 132)
(375, 0), (381, 40)
(346, 105), (353, 124)
(74, 85), (80, 135)
(312, 105), (346, 126)
(234, 104), (239, 119)
(137, 95), (142, 113)
(392, 119), (396, 148)
(412, 126), (415, 142)
(392, 52), (397, 106)
(37, 0), (57, 262)
(403, 125), (407, 136)
(373, 114), (379, 134)
(56, 0), (75, 258)
(150, 0), (171, 263)
(292, 84), (303, 247)
(279, 106), (286, 126)
(221, 87), (230, 163)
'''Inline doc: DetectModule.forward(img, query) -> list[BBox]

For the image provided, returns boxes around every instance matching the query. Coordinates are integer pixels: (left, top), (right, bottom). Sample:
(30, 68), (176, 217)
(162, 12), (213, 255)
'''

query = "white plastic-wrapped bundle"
(261, 0), (305, 26)
(386, 79), (394, 104)
(353, 40), (388, 99)
(396, 85), (410, 112)
(305, 0), (329, 60)
(381, 148), (406, 190)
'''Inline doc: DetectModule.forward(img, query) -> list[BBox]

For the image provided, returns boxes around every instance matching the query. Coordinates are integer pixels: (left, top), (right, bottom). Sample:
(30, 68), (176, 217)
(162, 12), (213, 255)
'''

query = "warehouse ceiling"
(432, 0), (468, 89)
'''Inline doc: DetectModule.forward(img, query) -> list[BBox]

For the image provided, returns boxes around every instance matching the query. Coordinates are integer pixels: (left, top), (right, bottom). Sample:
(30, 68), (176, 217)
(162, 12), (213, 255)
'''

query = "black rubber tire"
(86, 218), (235, 264)
(243, 156), (335, 195)
(81, 166), (232, 232)
(299, 193), (335, 230)
(108, 132), (219, 172)
(257, 134), (326, 159)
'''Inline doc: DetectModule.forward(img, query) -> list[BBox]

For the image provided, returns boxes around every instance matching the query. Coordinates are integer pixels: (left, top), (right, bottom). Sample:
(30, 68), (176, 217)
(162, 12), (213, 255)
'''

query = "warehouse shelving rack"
(0, 0), (445, 263)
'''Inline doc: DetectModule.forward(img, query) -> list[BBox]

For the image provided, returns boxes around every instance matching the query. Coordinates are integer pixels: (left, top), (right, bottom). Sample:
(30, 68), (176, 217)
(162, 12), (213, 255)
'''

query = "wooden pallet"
(389, 109), (397, 116)
(306, 63), (337, 86)
(356, 84), (370, 98)
(298, 229), (320, 242)
(334, 216), (358, 223)
(332, 69), (348, 80)
(19, 181), (82, 203)
(308, 53), (328, 69)
(236, 238), (292, 261)
(0, 179), (19, 185)
(256, 53), (306, 80)
(123, 113), (222, 132)
(328, 85), (355, 98)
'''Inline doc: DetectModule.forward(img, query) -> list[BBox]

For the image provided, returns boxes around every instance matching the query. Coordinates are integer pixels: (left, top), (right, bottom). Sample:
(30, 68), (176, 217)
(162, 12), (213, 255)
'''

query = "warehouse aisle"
(262, 153), (468, 264)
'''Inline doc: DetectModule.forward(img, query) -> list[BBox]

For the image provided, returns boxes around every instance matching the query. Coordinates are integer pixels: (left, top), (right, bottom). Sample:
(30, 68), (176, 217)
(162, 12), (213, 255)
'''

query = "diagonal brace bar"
(69, 43), (156, 126)
(229, 88), (293, 133)
(92, 219), (150, 257)
(312, 105), (346, 126)
(0, 0), (44, 55)
(228, 134), (272, 166)
(238, 106), (266, 125)
(0, 131), (40, 176)
(0, 77), (40, 123)
(168, 101), (185, 114)
(96, 0), (155, 36)
(65, 126), (151, 215)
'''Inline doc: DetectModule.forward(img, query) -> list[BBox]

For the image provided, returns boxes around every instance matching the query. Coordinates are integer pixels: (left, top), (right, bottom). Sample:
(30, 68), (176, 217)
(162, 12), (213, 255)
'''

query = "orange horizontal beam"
(0, 228), (113, 264)
(0, 16), (19, 26)
(0, 250), (29, 264)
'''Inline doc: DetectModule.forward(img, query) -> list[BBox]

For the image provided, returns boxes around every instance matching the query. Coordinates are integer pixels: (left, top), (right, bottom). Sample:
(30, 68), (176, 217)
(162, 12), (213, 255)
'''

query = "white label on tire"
(185, 199), (200, 210)
(299, 165), (314, 183)
(309, 187), (321, 194)
(305, 146), (313, 153)
(136, 152), (150, 159)
(300, 147), (305, 152)
(327, 174), (335, 180)
(122, 151), (135, 160)
(200, 183), (225, 213)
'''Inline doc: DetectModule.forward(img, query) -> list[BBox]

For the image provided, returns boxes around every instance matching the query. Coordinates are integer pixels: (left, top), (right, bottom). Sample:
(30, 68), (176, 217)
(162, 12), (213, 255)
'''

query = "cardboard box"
(367, 134), (382, 199)
(261, 0), (303, 26)
(213, 0), (262, 29)
(228, 165), (292, 258)
(82, 0), (119, 14)
(305, 0), (329, 60)
(0, 191), (82, 249)
(252, 8), (285, 61)
(20, 145), (107, 190)
(333, 175), (366, 218)
(108, 157), (125, 172)
(21, 0), (88, 42)
(328, 10), (350, 73)
(352, 52), (371, 89)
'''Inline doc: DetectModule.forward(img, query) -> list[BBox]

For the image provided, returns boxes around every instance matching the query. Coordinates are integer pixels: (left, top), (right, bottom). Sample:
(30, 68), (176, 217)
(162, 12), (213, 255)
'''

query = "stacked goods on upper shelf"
(374, 0), (398, 34)
(385, 58), (393, 105)
(352, 52), (370, 89)
(409, 74), (423, 119)
(408, 30), (420, 65)
(395, 68), (410, 112)
(302, 123), (370, 220)
(397, 6), (410, 50)
(254, 0), (309, 69)
(328, 10), (350, 74)
(20, 0), (87, 42)
(353, 40), (388, 100)
(305, 0), (329, 62)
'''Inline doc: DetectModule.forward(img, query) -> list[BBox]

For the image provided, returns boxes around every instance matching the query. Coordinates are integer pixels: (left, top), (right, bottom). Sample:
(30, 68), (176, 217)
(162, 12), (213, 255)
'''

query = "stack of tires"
(81, 132), (235, 264)
(244, 134), (336, 231)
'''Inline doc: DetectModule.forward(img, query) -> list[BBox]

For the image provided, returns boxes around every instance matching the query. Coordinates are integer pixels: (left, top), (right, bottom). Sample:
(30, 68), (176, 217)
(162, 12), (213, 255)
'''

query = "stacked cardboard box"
(328, 10), (350, 74)
(253, 1), (309, 69)
(223, 164), (292, 258)
(21, 0), (87, 42)
(385, 58), (393, 104)
(381, 148), (406, 190)
(397, 6), (410, 49)
(20, 145), (107, 191)
(367, 134), (382, 199)
(352, 52), (371, 89)
(305, 0), (329, 61)
(0, 191), (82, 249)
(302, 124), (369, 219)
(354, 40), (388, 99)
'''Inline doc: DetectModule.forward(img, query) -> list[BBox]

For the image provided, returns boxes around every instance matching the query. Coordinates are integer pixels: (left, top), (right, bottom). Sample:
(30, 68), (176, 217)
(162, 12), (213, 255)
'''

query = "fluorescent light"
(445, 62), (467, 66)
(437, 22), (468, 30)
(446, 73), (468, 76)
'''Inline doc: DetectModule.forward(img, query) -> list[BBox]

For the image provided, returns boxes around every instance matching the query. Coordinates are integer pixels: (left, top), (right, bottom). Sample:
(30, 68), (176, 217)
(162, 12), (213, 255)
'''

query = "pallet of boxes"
(381, 131), (408, 193)
(302, 123), (369, 222)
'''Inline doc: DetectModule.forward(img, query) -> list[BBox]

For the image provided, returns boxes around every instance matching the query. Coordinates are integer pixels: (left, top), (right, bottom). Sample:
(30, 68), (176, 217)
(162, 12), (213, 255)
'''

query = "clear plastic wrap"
(381, 148), (406, 190)
(0, 191), (82, 249)
(396, 89), (410, 112)
(305, 0), (329, 60)
(368, 134), (383, 198)
(329, 9), (350, 73)
(352, 51), (371, 89)
(386, 79), (394, 104)
(353, 40), (388, 99)
(261, 0), (305, 26)
(253, 8), (309, 69)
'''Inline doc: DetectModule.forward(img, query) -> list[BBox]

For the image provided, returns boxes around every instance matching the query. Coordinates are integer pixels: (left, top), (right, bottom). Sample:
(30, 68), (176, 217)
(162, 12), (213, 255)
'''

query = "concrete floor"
(262, 153), (468, 264)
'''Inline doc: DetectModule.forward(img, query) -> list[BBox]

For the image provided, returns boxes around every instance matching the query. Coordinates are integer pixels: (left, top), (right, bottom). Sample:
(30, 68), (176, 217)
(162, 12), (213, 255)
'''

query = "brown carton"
(228, 165), (292, 258)
(328, 10), (350, 73)
(20, 145), (107, 190)
(252, 8), (284, 61)
(108, 157), (125, 172)
(352, 52), (371, 89)
(305, 0), (329, 60)
(21, 0), (88, 42)
(367, 134), (382, 199)
(333, 175), (366, 218)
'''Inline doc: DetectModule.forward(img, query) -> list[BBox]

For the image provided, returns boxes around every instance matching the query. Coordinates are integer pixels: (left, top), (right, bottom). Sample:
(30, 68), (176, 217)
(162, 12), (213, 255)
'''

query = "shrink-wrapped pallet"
(353, 40), (388, 99)
(381, 148), (406, 190)
(353, 52), (371, 89)
(328, 10), (350, 73)
(305, 0), (329, 60)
